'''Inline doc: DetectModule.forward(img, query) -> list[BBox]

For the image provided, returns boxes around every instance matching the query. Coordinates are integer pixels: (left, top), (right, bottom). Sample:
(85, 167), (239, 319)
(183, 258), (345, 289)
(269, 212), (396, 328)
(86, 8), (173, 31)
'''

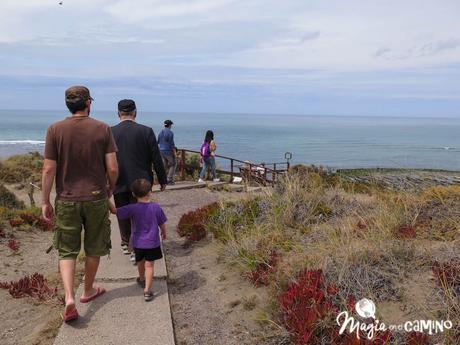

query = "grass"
(205, 170), (459, 344)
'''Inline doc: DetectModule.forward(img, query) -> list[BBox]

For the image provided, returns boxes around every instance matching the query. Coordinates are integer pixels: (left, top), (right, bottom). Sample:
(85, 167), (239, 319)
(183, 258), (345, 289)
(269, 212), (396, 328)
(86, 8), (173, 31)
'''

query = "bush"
(245, 249), (279, 287)
(0, 184), (25, 209)
(279, 269), (336, 345)
(0, 152), (43, 183)
(184, 152), (201, 177)
(7, 239), (19, 251)
(0, 273), (58, 300)
(177, 203), (219, 241)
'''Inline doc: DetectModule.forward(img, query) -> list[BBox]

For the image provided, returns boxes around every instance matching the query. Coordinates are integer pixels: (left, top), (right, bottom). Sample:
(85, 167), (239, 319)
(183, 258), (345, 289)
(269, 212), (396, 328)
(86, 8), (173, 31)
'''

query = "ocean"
(1, 109), (460, 171)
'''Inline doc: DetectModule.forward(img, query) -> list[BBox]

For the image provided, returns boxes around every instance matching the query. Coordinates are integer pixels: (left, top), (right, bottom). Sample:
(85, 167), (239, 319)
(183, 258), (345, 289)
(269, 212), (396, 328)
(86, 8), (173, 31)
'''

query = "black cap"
(118, 99), (136, 112)
(164, 119), (173, 126)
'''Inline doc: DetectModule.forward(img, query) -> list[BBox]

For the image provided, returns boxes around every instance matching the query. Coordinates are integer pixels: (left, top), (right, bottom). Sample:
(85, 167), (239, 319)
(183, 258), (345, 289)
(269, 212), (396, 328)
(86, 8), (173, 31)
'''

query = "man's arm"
(171, 132), (177, 156)
(105, 152), (118, 198)
(148, 129), (167, 188)
(41, 159), (57, 221)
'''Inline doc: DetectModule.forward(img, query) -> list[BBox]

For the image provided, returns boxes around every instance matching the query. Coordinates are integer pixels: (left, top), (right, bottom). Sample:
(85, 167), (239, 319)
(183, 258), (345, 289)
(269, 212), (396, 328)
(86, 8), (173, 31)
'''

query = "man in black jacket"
(111, 99), (167, 257)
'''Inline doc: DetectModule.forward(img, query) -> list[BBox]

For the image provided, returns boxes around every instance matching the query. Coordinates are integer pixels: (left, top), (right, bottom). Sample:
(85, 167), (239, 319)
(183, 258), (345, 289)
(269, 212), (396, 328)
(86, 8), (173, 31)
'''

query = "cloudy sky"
(0, 0), (459, 116)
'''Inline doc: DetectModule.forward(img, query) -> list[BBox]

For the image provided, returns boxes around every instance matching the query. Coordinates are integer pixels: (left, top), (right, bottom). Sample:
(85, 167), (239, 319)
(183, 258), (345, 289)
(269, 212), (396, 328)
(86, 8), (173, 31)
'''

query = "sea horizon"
(1, 109), (460, 171)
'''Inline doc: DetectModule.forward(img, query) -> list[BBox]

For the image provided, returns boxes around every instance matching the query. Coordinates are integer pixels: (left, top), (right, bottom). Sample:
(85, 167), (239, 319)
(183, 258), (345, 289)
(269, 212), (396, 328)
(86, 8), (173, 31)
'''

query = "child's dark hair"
(131, 179), (152, 198)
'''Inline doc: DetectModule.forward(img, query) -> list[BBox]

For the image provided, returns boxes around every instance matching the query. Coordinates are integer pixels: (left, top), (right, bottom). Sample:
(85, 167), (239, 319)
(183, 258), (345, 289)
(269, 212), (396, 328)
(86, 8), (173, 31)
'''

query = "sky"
(0, 0), (459, 116)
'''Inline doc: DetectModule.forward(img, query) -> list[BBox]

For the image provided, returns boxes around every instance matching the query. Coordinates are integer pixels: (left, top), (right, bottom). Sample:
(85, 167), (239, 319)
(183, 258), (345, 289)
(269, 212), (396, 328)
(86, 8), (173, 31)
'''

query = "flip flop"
(79, 286), (106, 303)
(63, 306), (79, 323)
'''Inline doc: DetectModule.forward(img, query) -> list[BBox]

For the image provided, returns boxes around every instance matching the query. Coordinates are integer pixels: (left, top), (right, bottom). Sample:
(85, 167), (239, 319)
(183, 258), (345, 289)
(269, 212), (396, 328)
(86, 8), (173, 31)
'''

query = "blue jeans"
(199, 156), (216, 179)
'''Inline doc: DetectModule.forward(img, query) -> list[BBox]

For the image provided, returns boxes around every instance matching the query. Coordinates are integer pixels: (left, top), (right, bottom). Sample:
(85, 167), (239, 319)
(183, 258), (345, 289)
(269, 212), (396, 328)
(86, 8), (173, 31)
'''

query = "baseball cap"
(118, 99), (136, 112)
(65, 86), (93, 103)
(164, 119), (173, 125)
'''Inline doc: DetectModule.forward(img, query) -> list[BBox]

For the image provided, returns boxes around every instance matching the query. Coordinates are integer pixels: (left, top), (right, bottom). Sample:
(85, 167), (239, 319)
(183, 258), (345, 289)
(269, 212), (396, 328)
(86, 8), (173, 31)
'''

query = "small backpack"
(200, 141), (211, 158)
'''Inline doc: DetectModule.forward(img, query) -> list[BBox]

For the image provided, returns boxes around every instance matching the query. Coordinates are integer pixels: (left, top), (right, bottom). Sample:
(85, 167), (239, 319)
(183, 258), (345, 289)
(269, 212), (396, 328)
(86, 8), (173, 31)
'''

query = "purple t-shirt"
(117, 202), (167, 249)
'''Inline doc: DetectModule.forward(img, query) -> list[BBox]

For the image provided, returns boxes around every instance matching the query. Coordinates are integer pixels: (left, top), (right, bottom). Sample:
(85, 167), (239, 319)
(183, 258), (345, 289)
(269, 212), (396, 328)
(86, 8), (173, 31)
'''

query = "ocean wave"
(0, 140), (45, 145)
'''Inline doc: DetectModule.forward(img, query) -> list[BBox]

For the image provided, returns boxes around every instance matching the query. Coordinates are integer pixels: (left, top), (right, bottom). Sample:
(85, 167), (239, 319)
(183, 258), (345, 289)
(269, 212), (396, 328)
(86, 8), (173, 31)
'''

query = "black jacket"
(111, 120), (167, 193)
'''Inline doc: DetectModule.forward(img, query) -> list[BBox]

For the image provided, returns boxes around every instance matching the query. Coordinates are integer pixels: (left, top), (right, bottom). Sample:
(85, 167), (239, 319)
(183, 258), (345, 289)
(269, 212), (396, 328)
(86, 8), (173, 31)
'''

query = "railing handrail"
(176, 148), (290, 184)
(177, 148), (288, 173)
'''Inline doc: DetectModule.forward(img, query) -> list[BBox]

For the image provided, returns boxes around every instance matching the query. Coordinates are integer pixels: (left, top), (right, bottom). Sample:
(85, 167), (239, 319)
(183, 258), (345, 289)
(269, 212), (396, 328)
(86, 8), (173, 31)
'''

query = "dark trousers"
(113, 191), (137, 246)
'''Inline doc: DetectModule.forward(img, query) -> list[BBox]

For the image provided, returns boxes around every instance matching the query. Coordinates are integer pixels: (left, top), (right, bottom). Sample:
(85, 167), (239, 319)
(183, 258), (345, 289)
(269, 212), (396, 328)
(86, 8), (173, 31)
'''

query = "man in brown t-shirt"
(41, 86), (118, 322)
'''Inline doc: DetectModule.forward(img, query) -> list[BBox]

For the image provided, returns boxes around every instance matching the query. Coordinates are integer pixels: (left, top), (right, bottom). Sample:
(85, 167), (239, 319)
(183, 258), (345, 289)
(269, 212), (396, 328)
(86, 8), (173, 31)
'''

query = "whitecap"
(0, 140), (45, 145)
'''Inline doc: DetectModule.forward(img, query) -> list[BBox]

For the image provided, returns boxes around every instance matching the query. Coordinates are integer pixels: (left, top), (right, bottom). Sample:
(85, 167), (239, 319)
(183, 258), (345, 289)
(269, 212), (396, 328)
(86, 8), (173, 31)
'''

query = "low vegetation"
(184, 169), (460, 344)
(0, 152), (43, 184)
(0, 273), (59, 301)
(177, 203), (219, 242)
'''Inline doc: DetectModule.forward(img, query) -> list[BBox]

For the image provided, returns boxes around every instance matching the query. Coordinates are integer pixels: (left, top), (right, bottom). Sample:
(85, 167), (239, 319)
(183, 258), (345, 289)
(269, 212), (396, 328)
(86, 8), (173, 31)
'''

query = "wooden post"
(27, 181), (35, 207)
(230, 159), (234, 181)
(264, 167), (268, 185)
(180, 150), (186, 181)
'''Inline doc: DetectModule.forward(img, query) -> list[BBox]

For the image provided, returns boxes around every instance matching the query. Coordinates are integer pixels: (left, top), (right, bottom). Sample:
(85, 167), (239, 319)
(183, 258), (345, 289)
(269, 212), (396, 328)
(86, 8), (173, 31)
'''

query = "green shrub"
(184, 152), (201, 177)
(0, 152), (43, 183)
(0, 185), (25, 209)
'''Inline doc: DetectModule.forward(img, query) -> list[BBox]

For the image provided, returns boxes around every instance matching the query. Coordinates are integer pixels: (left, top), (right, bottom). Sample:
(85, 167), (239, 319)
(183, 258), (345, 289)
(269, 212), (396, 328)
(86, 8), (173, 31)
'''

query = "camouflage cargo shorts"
(53, 198), (111, 259)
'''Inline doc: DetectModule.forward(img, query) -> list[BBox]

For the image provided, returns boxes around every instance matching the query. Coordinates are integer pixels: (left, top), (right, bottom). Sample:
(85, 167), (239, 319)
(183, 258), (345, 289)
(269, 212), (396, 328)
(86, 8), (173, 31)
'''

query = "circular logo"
(355, 298), (376, 319)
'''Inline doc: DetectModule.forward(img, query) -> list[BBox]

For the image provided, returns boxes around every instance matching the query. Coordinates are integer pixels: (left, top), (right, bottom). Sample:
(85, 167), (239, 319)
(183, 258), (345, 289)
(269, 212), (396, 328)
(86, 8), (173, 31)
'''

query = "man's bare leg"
(60, 259), (76, 313)
(82, 256), (100, 297)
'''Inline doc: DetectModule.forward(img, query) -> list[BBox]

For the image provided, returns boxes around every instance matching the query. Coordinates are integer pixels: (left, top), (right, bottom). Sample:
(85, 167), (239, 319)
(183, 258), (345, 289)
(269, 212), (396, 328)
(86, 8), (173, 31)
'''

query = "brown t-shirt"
(44, 116), (117, 201)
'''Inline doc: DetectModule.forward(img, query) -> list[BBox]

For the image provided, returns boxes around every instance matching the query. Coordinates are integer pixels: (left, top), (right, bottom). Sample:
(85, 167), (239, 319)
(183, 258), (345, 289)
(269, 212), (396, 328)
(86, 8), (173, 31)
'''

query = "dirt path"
(156, 189), (276, 345)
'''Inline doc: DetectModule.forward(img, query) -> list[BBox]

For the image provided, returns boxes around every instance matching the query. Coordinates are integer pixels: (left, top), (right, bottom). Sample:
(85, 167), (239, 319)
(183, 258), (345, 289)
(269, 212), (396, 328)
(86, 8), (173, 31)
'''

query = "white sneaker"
(213, 178), (220, 182)
(121, 245), (130, 255)
(198, 179), (205, 183)
(130, 253), (136, 263)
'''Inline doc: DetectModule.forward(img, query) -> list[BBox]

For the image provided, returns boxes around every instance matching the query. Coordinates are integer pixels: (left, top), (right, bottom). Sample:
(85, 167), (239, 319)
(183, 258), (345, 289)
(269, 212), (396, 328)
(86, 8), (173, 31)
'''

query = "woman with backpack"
(198, 130), (220, 183)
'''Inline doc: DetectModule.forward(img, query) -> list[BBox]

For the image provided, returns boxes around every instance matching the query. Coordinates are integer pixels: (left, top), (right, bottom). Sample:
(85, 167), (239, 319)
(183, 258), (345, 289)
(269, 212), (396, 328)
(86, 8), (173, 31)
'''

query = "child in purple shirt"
(109, 179), (167, 301)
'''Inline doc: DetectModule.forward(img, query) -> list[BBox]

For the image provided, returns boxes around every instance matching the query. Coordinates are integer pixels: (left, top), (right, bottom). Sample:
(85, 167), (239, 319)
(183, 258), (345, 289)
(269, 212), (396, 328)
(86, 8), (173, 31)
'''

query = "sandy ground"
(156, 188), (283, 345)
(0, 223), (64, 345)
(0, 185), (82, 345)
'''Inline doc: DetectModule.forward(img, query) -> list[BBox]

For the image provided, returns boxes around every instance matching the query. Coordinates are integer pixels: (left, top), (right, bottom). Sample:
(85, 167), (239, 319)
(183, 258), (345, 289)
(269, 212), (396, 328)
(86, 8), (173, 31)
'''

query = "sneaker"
(198, 179), (205, 183)
(121, 245), (130, 255)
(130, 253), (136, 263)
(144, 291), (154, 302)
(213, 178), (220, 182)
(168, 181), (175, 185)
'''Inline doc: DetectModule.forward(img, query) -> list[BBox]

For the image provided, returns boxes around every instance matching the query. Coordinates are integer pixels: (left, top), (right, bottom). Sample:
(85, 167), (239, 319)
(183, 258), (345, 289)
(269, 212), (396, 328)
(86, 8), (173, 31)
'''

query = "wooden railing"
(176, 148), (290, 185)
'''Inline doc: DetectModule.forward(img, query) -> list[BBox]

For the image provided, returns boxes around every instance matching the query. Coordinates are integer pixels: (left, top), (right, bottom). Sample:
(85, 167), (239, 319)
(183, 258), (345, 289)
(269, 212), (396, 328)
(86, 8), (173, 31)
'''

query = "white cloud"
(216, 0), (460, 71)
(0, 0), (459, 77)
(106, 0), (237, 22)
